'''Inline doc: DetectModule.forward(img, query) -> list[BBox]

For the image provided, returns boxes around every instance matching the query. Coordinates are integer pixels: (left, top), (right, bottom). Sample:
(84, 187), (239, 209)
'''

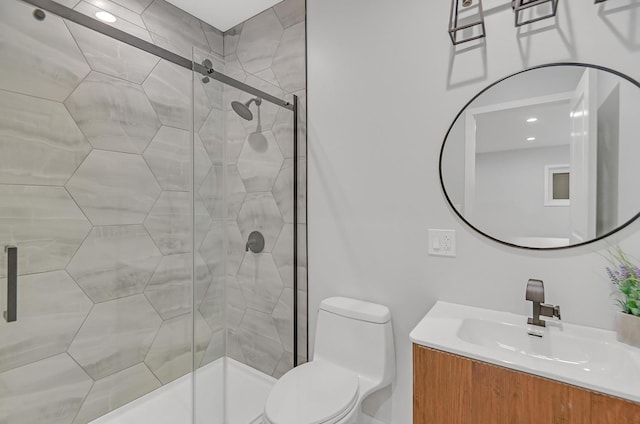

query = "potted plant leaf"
(606, 247), (640, 347)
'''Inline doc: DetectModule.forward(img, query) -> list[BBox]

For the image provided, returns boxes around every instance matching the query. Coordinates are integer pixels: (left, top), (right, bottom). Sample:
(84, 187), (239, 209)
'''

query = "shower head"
(231, 98), (262, 121)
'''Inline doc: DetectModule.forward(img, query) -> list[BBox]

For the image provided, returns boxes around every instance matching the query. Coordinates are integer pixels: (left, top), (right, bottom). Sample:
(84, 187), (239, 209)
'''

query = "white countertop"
(410, 301), (640, 403)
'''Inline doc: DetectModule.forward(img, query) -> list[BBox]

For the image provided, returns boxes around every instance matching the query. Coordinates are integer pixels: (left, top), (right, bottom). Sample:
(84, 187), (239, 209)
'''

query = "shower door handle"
(4, 246), (17, 322)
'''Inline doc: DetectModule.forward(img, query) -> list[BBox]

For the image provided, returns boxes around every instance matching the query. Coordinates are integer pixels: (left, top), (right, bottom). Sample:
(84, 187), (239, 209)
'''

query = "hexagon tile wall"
(0, 0), (306, 421)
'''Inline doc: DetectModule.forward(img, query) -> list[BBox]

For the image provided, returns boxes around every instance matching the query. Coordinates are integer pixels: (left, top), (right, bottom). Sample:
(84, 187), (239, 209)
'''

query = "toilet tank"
(313, 297), (395, 387)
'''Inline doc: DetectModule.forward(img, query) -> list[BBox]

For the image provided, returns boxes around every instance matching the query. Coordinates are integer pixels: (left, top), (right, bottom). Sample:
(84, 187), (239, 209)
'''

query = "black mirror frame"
(439, 62), (640, 251)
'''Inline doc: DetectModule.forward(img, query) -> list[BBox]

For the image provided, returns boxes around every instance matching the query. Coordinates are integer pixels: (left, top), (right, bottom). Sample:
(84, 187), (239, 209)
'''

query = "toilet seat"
(264, 361), (359, 424)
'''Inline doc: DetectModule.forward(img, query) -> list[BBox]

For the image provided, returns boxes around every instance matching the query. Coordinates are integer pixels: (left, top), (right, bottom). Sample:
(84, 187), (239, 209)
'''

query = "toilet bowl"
(263, 297), (395, 424)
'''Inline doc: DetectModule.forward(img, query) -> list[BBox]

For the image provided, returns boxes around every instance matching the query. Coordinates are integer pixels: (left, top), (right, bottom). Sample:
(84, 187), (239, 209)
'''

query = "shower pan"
(0, 0), (304, 422)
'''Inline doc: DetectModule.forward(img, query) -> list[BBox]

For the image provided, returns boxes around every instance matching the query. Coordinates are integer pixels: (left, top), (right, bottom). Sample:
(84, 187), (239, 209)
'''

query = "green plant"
(606, 247), (640, 317)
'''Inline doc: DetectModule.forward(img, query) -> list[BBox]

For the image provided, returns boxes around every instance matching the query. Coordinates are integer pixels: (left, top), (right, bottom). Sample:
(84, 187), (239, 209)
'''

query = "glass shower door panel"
(193, 48), (226, 424)
(0, 1), (195, 422)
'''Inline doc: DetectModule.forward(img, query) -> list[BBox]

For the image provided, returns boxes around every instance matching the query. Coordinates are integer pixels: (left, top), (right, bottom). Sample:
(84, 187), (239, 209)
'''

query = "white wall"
(307, 1), (640, 423)
(475, 145), (570, 241)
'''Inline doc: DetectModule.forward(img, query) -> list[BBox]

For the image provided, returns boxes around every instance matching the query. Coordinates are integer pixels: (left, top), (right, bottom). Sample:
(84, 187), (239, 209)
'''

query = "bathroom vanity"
(410, 302), (640, 424)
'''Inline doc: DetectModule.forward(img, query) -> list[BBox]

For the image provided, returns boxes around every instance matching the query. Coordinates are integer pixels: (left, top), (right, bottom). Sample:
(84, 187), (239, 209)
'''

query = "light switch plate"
(428, 229), (456, 257)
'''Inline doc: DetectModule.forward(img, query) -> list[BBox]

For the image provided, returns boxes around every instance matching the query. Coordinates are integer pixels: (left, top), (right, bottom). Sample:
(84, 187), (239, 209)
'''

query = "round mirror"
(440, 63), (640, 249)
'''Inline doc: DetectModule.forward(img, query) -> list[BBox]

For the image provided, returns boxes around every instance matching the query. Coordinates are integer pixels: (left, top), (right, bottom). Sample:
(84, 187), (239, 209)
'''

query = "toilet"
(263, 297), (395, 424)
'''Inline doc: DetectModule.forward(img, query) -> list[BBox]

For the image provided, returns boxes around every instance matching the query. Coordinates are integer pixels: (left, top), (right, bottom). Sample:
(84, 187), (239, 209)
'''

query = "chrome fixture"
(4, 246), (17, 323)
(512, 0), (559, 27)
(449, 0), (486, 45)
(245, 231), (265, 253)
(525, 279), (561, 327)
(231, 98), (262, 121)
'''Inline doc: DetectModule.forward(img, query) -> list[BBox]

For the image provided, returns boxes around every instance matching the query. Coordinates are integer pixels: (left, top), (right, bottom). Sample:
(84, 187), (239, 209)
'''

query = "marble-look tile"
(65, 72), (160, 154)
(195, 199), (213, 250)
(227, 329), (246, 364)
(222, 55), (248, 108)
(199, 330), (224, 368)
(240, 308), (282, 343)
(237, 130), (284, 192)
(0, 90), (90, 186)
(273, 0), (306, 28)
(198, 275), (224, 332)
(272, 224), (307, 289)
(254, 68), (282, 88)
(201, 21), (224, 57)
(200, 221), (246, 278)
(109, 0), (153, 14)
(236, 325), (283, 376)
(144, 191), (191, 255)
(144, 312), (211, 384)
(273, 351), (294, 379)
(237, 192), (285, 252)
(198, 165), (246, 221)
(236, 9), (283, 74)
(237, 254), (284, 314)
(0, 0), (90, 101)
(226, 110), (249, 164)
(73, 1), (153, 42)
(271, 288), (293, 352)
(198, 107), (225, 163)
(144, 126), (212, 191)
(0, 271), (92, 373)
(272, 22), (306, 93)
(73, 363), (161, 424)
(142, 60), (211, 130)
(144, 252), (212, 320)
(297, 224), (308, 291)
(273, 105), (295, 159)
(272, 158), (306, 224)
(142, 0), (210, 58)
(66, 149), (161, 225)
(227, 276), (246, 330)
(238, 74), (284, 131)
(66, 21), (159, 84)
(82, 0), (147, 28)
(68, 294), (162, 380)
(223, 23), (243, 55)
(66, 225), (162, 303)
(297, 289), (308, 360)
(0, 186), (91, 277)
(0, 354), (92, 424)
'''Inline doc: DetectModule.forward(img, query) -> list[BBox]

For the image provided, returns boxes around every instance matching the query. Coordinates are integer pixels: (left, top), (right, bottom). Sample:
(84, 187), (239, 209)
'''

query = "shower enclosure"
(0, 0), (306, 422)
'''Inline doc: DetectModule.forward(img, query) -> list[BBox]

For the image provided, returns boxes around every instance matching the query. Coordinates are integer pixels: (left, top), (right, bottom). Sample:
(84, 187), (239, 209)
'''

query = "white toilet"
(263, 297), (395, 424)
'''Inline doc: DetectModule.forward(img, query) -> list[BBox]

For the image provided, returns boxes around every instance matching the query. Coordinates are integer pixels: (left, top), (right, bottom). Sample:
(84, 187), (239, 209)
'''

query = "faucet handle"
(525, 279), (545, 303)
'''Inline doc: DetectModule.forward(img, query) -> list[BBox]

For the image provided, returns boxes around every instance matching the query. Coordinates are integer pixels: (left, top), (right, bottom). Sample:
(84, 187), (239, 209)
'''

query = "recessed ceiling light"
(527, 137), (536, 142)
(95, 11), (116, 23)
(527, 117), (538, 123)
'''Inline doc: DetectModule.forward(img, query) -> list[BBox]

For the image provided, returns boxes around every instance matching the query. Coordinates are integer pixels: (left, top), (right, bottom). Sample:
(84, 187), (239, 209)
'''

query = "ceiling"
(476, 100), (572, 154)
(165, 0), (283, 32)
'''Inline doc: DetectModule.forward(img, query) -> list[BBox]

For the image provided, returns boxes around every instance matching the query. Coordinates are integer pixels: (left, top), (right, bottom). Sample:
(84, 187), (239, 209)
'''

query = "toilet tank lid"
(320, 297), (391, 324)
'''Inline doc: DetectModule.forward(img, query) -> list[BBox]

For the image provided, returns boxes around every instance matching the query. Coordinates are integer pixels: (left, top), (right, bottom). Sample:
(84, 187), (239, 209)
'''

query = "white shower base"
(90, 357), (275, 424)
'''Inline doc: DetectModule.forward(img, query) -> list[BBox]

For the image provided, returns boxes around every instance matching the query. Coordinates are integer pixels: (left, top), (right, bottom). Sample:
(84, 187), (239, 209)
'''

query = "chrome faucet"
(525, 279), (561, 327)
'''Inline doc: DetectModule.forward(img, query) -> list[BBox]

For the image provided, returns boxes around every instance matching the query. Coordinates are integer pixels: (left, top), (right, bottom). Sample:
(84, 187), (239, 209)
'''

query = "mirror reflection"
(440, 64), (640, 249)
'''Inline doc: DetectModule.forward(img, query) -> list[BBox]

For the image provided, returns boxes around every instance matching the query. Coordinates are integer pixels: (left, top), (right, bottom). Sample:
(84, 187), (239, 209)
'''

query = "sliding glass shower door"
(0, 0), (204, 422)
(194, 47), (302, 424)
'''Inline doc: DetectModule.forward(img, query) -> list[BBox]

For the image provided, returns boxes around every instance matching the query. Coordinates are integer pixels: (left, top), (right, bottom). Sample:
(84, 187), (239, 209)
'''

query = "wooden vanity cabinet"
(413, 344), (640, 424)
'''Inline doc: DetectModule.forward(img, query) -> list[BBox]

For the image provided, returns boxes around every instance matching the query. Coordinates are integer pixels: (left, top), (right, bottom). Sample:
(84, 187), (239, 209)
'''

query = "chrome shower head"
(231, 98), (262, 121)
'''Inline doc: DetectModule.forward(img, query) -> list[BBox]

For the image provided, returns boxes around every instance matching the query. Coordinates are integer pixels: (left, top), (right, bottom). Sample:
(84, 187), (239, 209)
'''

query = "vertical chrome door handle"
(4, 246), (17, 322)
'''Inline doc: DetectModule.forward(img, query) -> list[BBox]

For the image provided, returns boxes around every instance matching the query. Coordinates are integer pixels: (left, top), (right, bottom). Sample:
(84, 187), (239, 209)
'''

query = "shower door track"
(19, 0), (301, 366)
(19, 0), (295, 111)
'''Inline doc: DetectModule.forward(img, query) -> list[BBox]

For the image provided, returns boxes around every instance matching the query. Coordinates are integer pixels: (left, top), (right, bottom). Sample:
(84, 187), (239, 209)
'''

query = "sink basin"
(410, 301), (640, 403)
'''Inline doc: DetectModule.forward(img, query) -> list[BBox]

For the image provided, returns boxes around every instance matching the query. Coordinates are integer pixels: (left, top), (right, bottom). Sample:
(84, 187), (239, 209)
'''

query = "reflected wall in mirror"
(440, 64), (640, 249)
